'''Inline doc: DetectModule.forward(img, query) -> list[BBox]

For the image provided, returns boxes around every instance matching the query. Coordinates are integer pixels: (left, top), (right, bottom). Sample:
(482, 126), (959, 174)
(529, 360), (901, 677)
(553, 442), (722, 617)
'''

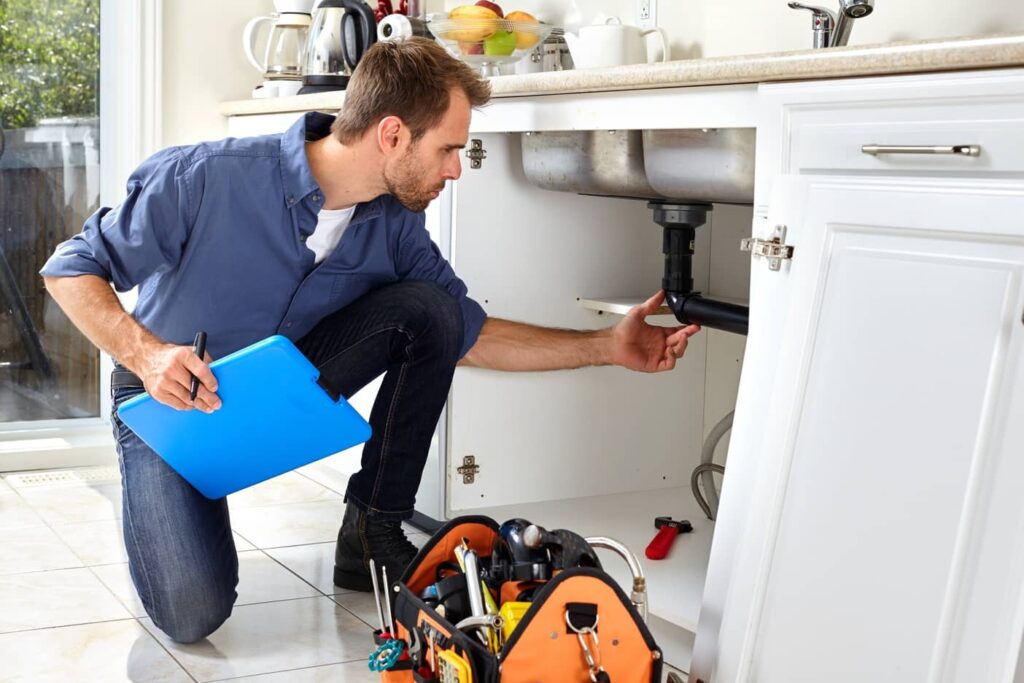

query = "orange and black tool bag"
(376, 515), (663, 683)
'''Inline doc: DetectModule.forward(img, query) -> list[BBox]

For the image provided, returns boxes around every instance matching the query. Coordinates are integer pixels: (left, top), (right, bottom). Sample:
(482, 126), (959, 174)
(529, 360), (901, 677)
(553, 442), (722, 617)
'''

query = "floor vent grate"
(4, 466), (121, 488)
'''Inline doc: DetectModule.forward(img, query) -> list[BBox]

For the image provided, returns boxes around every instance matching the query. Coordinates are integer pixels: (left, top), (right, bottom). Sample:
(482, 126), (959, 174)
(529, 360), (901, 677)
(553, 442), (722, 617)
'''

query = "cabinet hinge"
(457, 455), (480, 484)
(465, 139), (487, 169)
(741, 224), (795, 271)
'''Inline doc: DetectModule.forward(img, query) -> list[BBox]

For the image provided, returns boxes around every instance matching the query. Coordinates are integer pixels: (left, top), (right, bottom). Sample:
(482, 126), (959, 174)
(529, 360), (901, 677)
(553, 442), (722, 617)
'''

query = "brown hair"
(331, 38), (491, 144)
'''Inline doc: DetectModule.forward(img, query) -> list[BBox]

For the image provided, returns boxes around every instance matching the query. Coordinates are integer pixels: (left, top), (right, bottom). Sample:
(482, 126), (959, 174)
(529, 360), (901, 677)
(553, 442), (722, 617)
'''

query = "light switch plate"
(637, 0), (657, 29)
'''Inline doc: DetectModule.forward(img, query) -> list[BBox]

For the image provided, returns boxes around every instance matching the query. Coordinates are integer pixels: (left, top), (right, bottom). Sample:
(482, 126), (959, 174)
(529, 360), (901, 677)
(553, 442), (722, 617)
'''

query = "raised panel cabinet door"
(694, 175), (1024, 683)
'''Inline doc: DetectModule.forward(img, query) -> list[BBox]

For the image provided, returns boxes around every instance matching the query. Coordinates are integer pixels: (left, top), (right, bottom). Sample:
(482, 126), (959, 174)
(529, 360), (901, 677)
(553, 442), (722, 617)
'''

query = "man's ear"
(377, 116), (405, 154)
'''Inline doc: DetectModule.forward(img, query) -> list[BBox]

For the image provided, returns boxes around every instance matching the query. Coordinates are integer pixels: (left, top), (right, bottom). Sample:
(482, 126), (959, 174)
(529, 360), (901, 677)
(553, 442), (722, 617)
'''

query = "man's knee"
(147, 582), (236, 643)
(394, 281), (463, 354)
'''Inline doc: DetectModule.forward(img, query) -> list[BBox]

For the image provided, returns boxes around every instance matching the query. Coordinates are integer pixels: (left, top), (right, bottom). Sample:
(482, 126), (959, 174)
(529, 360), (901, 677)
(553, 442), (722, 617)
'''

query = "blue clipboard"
(116, 335), (371, 499)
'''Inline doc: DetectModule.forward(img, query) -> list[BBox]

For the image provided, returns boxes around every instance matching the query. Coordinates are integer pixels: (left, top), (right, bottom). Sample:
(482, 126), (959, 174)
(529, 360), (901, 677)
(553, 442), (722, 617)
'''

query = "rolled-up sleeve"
(395, 214), (486, 358)
(39, 148), (195, 292)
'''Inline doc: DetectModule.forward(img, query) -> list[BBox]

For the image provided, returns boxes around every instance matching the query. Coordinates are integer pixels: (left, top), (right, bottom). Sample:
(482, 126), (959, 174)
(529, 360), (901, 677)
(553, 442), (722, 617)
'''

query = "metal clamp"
(861, 144), (981, 157)
(741, 225), (795, 271)
(566, 611), (607, 683)
(466, 139), (487, 169)
(457, 455), (479, 484)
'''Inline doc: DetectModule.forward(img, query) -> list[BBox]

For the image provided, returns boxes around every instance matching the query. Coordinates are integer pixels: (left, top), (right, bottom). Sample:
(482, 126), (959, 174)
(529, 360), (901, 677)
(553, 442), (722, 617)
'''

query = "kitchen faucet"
(788, 0), (874, 48)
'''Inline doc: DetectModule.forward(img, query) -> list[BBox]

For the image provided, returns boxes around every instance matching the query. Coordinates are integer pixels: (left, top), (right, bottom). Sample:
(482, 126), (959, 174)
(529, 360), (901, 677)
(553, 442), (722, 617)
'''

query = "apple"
(483, 29), (517, 56)
(459, 41), (484, 55)
(475, 0), (504, 17)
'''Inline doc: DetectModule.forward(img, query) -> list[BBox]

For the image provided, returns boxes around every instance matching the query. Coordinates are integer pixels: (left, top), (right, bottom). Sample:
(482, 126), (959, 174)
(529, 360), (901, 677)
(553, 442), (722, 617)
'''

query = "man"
(41, 38), (700, 643)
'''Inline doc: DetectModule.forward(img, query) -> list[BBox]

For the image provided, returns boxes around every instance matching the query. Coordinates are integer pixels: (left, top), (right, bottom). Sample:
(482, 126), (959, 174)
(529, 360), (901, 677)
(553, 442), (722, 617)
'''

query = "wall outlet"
(637, 0), (657, 29)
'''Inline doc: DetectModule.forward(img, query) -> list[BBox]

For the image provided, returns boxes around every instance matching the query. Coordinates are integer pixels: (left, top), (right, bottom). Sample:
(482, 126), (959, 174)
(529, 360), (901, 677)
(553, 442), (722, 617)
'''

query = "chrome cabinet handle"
(861, 144), (981, 157)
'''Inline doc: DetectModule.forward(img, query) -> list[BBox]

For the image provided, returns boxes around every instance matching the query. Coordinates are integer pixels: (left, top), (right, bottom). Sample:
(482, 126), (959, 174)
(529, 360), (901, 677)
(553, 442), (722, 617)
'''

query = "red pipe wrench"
(645, 516), (693, 560)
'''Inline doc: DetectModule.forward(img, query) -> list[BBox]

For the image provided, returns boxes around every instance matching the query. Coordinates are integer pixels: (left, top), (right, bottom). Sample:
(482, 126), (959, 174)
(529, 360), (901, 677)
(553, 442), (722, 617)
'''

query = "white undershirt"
(307, 206), (357, 264)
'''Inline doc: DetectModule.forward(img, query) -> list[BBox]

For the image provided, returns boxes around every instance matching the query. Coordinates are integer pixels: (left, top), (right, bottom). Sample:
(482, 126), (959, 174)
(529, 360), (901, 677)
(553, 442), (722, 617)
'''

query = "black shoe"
(333, 500), (419, 592)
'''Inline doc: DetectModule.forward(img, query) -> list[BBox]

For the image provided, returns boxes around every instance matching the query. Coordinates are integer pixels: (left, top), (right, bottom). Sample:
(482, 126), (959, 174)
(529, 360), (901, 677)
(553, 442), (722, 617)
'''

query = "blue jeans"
(112, 281), (464, 642)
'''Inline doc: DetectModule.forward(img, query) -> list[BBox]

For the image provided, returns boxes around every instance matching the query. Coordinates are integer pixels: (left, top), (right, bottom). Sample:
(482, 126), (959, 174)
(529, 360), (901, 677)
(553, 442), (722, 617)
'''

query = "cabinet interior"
(443, 130), (754, 667)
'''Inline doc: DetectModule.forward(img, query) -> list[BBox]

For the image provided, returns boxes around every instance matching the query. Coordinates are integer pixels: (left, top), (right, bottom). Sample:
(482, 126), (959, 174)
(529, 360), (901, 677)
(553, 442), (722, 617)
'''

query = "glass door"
(0, 0), (101, 423)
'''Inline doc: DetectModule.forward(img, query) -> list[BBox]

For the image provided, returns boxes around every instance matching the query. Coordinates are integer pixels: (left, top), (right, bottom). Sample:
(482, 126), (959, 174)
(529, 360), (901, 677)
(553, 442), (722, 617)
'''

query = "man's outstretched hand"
(609, 291), (701, 373)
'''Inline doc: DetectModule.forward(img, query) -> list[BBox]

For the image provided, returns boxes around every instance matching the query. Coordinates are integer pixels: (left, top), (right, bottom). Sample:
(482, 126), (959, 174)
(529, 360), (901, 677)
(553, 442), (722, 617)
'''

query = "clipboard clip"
(316, 375), (342, 402)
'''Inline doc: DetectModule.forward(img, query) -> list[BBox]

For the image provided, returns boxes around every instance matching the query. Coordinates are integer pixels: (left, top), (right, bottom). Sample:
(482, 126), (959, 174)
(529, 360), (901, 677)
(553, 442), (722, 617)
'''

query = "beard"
(383, 148), (444, 213)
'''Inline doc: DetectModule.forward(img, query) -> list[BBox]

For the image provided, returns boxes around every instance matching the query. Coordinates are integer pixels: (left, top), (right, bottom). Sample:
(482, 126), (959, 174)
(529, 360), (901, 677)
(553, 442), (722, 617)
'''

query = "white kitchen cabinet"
(693, 70), (1024, 682)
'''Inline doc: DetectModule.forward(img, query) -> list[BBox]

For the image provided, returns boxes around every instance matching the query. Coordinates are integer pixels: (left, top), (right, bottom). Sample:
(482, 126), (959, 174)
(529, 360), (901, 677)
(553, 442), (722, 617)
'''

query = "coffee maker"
(243, 0), (314, 97)
(300, 0), (378, 94)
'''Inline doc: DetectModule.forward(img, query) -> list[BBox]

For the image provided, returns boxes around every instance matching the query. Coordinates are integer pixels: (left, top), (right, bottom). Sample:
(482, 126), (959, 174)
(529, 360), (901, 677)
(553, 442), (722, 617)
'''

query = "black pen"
(189, 331), (207, 402)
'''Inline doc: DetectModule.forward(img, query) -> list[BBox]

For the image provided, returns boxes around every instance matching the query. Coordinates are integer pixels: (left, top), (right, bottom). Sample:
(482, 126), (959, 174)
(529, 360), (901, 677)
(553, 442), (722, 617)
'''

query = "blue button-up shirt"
(40, 112), (486, 360)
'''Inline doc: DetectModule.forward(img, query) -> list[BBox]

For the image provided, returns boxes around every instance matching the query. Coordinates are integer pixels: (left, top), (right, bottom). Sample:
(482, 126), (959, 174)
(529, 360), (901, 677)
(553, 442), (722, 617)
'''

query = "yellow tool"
(437, 648), (473, 683)
(499, 601), (531, 641)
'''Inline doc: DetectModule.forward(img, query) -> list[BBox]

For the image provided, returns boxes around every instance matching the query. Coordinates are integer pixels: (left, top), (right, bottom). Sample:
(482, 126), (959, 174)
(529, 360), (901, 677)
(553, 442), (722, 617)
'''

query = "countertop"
(219, 32), (1024, 117)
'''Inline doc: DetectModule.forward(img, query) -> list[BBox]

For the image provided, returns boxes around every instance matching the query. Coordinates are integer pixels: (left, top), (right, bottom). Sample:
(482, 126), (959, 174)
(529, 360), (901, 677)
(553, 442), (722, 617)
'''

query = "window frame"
(0, 0), (163, 470)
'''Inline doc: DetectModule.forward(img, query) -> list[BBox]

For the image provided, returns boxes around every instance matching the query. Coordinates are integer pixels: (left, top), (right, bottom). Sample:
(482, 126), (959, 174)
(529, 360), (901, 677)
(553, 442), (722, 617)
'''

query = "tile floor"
(0, 467), (429, 682)
(0, 466), (686, 682)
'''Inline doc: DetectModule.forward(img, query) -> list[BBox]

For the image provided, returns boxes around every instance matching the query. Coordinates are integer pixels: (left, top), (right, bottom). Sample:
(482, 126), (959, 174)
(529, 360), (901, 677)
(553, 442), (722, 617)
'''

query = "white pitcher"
(563, 17), (669, 69)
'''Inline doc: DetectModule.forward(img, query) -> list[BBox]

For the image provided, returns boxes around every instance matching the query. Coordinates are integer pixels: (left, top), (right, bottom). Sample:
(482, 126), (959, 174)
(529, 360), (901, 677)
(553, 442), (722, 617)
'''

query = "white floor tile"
(50, 518), (128, 566)
(88, 562), (146, 616)
(294, 454), (357, 495)
(330, 592), (382, 630)
(0, 567), (131, 633)
(228, 472), (340, 509)
(17, 482), (123, 525)
(0, 620), (192, 682)
(243, 551), (324, 604)
(92, 550), (320, 617)
(0, 525), (83, 576)
(406, 530), (430, 549)
(141, 596), (373, 682)
(226, 660), (379, 682)
(264, 542), (353, 596)
(233, 532), (256, 551)
(0, 489), (45, 531)
(230, 499), (346, 549)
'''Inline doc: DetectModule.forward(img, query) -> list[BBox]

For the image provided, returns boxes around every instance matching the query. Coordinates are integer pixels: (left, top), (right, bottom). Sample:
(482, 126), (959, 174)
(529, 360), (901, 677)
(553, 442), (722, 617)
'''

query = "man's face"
(383, 89), (471, 213)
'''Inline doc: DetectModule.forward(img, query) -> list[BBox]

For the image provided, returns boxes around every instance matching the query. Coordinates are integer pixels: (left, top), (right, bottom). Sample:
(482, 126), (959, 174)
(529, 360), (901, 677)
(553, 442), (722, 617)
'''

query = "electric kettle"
(300, 0), (378, 94)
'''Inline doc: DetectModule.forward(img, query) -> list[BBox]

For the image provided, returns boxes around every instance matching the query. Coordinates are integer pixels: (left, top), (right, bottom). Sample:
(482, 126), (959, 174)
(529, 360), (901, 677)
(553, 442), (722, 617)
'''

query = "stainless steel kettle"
(300, 0), (378, 93)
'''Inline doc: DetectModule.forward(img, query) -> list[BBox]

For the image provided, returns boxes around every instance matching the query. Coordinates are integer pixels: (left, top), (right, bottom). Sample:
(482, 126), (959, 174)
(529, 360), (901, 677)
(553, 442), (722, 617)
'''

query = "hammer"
(645, 517), (693, 560)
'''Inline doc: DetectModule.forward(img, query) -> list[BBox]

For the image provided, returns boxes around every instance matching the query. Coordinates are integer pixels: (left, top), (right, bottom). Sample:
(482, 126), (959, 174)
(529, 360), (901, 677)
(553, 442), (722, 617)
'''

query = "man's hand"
(609, 291), (701, 373)
(136, 343), (221, 413)
(42, 274), (222, 411)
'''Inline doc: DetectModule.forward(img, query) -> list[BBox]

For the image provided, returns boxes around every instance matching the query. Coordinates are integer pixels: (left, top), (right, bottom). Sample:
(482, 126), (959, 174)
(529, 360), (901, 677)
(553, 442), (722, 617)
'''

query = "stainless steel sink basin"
(643, 129), (755, 204)
(520, 128), (755, 204)
(521, 130), (658, 199)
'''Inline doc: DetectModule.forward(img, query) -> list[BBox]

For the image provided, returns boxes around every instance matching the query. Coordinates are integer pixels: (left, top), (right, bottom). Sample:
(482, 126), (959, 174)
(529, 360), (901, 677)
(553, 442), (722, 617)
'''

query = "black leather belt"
(111, 367), (145, 389)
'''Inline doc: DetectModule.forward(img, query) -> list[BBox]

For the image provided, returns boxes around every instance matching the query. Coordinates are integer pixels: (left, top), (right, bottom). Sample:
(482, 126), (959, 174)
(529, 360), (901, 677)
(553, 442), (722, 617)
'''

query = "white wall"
(437, 0), (1024, 59)
(162, 0), (1024, 147)
(161, 0), (276, 146)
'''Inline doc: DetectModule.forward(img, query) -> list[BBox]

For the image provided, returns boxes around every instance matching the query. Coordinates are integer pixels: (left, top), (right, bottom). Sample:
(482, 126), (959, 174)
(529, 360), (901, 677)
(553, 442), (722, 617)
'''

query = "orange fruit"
(505, 10), (541, 49)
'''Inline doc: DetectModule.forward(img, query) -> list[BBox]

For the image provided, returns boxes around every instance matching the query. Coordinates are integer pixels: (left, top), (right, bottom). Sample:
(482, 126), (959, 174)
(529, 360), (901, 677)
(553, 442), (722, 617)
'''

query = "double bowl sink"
(520, 128), (756, 204)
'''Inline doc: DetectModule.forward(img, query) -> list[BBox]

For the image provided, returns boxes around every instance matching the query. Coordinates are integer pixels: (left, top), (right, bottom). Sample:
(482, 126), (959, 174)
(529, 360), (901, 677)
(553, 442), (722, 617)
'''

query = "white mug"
(564, 17), (669, 69)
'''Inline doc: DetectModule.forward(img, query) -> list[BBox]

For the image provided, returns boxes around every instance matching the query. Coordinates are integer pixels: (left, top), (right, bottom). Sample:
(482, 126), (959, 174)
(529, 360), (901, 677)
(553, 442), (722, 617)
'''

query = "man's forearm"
(459, 317), (613, 372)
(43, 275), (162, 375)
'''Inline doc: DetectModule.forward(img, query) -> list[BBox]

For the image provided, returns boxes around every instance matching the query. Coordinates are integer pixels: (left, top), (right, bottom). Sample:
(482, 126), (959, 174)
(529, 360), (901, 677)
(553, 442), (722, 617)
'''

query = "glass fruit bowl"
(429, 17), (554, 76)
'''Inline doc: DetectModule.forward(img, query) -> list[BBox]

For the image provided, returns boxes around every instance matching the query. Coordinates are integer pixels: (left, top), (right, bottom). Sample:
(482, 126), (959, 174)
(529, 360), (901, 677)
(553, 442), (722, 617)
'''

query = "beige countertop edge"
(219, 33), (1024, 117)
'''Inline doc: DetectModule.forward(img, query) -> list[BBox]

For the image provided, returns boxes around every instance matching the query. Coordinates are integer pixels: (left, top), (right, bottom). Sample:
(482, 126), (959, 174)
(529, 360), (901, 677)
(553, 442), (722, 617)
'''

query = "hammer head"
(655, 516), (694, 533)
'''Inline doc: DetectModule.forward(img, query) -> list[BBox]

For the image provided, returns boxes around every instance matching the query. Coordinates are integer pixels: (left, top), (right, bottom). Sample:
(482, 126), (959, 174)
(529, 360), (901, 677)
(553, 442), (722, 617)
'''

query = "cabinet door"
(693, 175), (1024, 682)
